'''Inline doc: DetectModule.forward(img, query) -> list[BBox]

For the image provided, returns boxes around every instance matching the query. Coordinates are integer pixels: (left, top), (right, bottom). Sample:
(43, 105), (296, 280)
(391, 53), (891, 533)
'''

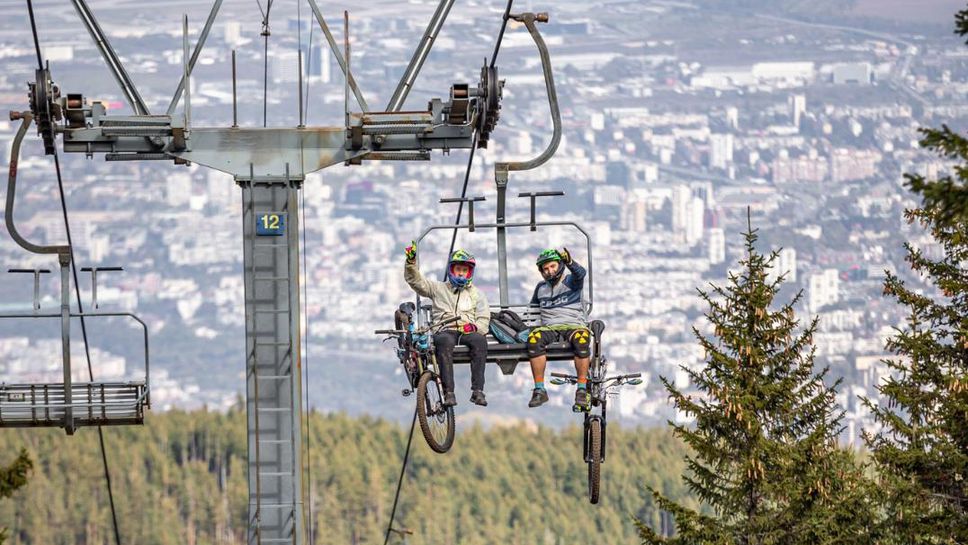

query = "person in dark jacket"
(525, 248), (592, 411)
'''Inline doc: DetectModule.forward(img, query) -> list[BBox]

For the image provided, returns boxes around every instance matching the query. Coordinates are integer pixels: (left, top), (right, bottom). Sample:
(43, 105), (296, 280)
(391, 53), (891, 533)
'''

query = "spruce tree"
(903, 8), (968, 232)
(0, 448), (32, 545)
(638, 219), (876, 545)
(865, 39), (968, 541)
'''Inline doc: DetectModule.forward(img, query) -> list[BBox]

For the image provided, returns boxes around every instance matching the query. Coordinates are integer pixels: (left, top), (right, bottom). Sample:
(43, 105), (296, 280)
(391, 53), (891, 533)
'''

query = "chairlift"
(0, 113), (150, 434)
(378, 11), (643, 503)
(412, 191), (597, 375)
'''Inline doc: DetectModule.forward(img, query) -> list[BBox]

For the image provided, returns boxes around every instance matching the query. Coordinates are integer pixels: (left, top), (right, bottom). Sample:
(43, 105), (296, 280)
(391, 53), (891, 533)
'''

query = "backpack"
(488, 310), (531, 344)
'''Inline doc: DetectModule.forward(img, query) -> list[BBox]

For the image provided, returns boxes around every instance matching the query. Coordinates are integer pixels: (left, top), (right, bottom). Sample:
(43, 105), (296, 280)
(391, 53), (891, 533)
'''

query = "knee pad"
(527, 329), (547, 357)
(569, 329), (591, 358)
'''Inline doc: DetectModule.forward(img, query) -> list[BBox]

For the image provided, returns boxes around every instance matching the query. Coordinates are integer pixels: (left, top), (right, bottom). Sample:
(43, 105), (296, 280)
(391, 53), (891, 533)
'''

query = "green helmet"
(535, 249), (561, 269)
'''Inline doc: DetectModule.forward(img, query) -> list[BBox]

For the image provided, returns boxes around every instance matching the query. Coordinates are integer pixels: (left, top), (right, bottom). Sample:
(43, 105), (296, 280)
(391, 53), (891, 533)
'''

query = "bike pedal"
(402, 389), (412, 397)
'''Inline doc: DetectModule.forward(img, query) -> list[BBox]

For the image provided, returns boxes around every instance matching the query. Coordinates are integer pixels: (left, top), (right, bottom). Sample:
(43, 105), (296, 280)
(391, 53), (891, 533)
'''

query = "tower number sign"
(256, 213), (285, 236)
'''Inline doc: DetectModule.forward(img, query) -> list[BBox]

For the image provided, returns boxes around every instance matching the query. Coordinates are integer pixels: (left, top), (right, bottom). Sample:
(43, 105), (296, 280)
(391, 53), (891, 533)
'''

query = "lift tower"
(10, 0), (511, 542)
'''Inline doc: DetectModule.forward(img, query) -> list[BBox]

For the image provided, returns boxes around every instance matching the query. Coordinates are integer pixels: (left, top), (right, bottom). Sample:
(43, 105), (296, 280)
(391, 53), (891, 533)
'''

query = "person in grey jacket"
(525, 248), (591, 411)
(404, 241), (490, 407)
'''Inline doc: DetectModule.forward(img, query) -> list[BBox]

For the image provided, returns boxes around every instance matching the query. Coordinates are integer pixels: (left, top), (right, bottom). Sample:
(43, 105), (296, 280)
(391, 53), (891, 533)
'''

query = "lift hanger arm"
(6, 113), (70, 257)
(496, 12), (560, 174)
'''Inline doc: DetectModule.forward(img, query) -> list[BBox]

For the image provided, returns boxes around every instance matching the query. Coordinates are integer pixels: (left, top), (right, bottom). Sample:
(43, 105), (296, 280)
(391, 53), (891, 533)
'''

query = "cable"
(490, 0), (514, 68)
(383, 407), (418, 545)
(26, 0), (42, 69)
(54, 153), (124, 545)
(442, 0), (512, 273)
(383, 6), (516, 541)
(25, 3), (123, 543)
(299, 188), (315, 545)
(441, 129), (479, 279)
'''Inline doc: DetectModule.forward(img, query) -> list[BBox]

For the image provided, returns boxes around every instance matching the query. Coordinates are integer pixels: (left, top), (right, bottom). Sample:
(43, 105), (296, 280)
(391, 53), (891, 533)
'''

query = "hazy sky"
(851, 0), (968, 23)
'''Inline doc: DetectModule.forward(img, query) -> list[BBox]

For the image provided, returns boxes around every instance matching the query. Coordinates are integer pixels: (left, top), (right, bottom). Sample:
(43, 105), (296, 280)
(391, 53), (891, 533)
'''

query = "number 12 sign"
(256, 213), (285, 236)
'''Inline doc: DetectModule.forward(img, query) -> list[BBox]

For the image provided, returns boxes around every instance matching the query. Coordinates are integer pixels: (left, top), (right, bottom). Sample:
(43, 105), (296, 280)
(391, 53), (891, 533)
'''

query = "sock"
(534, 381), (545, 390)
(577, 379), (587, 390)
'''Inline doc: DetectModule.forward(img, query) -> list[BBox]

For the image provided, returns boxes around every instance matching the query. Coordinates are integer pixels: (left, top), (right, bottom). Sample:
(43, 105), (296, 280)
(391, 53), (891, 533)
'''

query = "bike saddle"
(590, 319), (605, 340)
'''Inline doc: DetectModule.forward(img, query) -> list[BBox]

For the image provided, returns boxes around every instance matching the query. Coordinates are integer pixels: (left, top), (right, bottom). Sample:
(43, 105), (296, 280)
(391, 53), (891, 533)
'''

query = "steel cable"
(24, 3), (123, 544)
(444, 0), (512, 267)
(300, 185), (316, 545)
(383, 408), (418, 545)
(382, 4), (514, 543)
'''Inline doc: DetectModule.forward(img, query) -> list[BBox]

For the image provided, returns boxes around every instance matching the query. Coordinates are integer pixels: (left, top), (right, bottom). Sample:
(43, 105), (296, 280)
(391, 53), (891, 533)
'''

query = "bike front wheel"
(416, 371), (456, 453)
(587, 418), (602, 504)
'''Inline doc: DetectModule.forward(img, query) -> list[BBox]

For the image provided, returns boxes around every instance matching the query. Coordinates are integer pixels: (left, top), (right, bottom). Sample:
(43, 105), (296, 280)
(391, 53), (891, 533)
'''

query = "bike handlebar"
(430, 315), (462, 330)
(549, 372), (642, 384)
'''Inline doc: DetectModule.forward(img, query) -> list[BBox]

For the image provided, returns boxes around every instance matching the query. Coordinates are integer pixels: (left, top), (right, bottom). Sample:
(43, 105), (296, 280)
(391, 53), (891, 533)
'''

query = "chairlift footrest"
(0, 381), (148, 429)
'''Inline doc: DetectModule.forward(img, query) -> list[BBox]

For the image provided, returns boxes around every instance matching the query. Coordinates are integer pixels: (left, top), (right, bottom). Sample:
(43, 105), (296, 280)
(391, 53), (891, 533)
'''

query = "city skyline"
(1, 0), (966, 441)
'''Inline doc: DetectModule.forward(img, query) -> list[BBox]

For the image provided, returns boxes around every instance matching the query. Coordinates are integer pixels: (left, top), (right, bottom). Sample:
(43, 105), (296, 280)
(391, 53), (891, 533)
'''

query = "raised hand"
(405, 240), (417, 263)
(559, 247), (573, 264)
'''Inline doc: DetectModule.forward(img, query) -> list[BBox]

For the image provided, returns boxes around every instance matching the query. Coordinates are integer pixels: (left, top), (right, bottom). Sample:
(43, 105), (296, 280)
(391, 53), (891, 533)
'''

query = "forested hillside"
(0, 410), (696, 545)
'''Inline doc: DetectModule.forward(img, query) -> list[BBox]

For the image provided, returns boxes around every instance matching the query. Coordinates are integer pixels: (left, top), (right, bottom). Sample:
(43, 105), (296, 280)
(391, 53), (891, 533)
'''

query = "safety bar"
(8, 269), (51, 310)
(80, 266), (123, 309)
(440, 196), (486, 231)
(413, 220), (594, 324)
(518, 191), (564, 231)
(0, 311), (151, 409)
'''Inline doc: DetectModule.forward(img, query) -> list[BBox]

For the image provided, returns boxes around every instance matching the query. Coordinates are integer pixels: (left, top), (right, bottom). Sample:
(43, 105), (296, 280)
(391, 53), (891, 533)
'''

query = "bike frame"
(388, 317), (445, 395)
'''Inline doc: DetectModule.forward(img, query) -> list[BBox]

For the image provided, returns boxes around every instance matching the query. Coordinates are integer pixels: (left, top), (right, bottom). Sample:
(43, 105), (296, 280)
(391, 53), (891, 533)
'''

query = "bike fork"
(583, 413), (607, 464)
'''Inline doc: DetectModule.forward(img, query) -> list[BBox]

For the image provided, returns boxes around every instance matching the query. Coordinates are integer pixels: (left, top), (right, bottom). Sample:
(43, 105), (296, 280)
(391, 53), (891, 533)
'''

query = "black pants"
(433, 330), (487, 393)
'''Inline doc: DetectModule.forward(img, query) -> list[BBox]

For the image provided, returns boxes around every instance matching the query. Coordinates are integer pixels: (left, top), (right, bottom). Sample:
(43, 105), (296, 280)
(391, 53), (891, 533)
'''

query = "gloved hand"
(405, 240), (417, 263)
(461, 323), (478, 333)
(559, 246), (573, 265)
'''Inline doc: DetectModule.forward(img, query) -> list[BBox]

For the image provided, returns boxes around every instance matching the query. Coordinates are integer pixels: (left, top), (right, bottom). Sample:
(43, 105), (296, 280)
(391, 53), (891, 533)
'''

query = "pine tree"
(865, 26), (968, 539)
(0, 448), (32, 545)
(902, 9), (968, 232)
(637, 218), (877, 545)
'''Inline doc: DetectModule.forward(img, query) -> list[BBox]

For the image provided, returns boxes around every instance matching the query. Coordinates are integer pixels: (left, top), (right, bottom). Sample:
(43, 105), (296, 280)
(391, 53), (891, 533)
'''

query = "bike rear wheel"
(416, 371), (455, 453)
(587, 419), (602, 504)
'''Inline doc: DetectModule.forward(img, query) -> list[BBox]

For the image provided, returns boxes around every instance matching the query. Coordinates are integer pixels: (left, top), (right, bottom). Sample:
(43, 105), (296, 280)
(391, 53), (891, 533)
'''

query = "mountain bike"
(376, 303), (460, 453)
(550, 320), (643, 504)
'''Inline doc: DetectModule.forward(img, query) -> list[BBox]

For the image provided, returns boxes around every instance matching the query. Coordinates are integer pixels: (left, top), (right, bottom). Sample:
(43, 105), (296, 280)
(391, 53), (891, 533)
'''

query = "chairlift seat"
(0, 381), (148, 430)
(450, 316), (605, 375)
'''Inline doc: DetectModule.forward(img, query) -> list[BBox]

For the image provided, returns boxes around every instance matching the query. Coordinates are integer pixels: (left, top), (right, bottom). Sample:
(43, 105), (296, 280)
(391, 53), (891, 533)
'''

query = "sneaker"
(572, 388), (591, 412)
(470, 390), (488, 407)
(528, 388), (549, 408)
(443, 391), (457, 407)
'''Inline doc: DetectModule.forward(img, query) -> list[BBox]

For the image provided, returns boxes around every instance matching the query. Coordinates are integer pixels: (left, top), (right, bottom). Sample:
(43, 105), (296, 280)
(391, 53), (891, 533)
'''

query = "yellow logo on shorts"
(572, 330), (590, 344)
(528, 330), (542, 344)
